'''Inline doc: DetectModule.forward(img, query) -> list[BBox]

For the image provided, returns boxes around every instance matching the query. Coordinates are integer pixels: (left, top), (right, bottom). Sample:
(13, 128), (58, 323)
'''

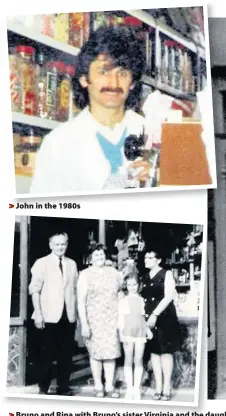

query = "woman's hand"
(81, 324), (91, 339)
(147, 313), (157, 328)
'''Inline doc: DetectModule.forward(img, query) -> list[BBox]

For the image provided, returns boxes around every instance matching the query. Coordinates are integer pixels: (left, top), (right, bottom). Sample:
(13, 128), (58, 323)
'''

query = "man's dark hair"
(73, 25), (146, 109)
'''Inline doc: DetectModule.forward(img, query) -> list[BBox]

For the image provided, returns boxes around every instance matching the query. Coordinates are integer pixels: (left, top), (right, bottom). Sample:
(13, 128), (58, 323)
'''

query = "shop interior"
(8, 216), (203, 400)
(7, 7), (209, 193)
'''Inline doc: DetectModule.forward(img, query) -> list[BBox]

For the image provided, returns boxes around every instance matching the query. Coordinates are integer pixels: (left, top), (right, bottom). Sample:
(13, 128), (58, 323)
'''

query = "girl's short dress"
(118, 294), (147, 343)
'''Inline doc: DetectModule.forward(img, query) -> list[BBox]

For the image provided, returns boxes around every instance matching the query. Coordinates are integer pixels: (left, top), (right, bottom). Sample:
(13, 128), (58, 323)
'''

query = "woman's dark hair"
(73, 25), (146, 109)
(122, 272), (142, 294)
(145, 249), (162, 260)
(144, 248), (166, 268)
(90, 243), (106, 255)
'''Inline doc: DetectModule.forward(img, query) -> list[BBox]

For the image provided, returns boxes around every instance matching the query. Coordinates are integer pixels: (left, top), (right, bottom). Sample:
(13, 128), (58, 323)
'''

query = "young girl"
(118, 273), (153, 400)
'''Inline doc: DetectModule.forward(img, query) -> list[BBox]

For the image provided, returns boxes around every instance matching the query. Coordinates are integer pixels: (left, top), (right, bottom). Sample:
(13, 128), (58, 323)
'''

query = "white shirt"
(30, 107), (146, 196)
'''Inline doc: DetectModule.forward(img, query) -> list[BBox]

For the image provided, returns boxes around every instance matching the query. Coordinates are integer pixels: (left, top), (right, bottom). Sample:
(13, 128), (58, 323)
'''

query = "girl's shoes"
(105, 389), (120, 399)
(161, 392), (172, 401)
(153, 391), (162, 400)
(94, 389), (105, 398)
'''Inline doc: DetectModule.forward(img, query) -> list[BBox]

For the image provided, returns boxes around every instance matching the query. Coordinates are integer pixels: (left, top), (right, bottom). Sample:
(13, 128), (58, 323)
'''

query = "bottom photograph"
(7, 215), (204, 405)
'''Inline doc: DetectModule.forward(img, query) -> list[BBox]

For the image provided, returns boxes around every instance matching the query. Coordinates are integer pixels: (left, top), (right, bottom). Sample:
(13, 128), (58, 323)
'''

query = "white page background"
(0, 0), (222, 414)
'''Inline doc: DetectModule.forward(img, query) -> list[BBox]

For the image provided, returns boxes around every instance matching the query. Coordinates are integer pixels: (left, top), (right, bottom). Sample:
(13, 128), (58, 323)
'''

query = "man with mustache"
(30, 25), (150, 194)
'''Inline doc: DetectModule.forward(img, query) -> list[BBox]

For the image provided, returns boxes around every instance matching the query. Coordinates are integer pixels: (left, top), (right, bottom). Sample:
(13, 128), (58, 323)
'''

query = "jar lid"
(50, 61), (66, 72)
(20, 135), (42, 145)
(16, 45), (36, 54)
(124, 16), (142, 26)
(164, 40), (184, 49)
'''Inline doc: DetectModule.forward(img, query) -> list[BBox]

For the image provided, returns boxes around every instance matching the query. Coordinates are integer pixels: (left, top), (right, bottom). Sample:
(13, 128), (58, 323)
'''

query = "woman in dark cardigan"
(141, 249), (181, 401)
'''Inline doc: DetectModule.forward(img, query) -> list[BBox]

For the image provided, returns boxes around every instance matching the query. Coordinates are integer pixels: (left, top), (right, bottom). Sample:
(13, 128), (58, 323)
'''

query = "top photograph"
(7, 6), (216, 197)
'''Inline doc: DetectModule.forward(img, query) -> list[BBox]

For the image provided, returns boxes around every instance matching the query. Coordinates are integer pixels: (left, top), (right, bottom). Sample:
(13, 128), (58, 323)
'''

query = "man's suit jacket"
(29, 254), (78, 323)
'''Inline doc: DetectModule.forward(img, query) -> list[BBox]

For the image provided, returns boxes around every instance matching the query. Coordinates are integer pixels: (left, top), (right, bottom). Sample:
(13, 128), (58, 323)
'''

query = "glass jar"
(65, 64), (75, 121)
(54, 13), (69, 44)
(9, 48), (22, 112)
(69, 13), (84, 47)
(16, 45), (37, 115)
(45, 61), (58, 120)
(36, 53), (47, 119)
(55, 62), (74, 122)
(14, 127), (42, 176)
(41, 14), (55, 38)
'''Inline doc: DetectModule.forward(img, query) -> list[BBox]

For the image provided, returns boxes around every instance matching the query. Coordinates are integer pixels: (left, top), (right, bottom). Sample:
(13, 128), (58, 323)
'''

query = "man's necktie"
(59, 257), (63, 275)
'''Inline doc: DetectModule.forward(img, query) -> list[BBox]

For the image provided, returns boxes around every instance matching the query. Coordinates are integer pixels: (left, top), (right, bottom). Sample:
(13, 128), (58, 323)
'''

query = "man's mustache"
(100, 87), (124, 93)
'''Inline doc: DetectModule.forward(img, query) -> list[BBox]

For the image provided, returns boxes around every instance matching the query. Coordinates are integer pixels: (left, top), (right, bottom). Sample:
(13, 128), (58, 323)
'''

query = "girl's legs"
(103, 359), (116, 393)
(90, 357), (103, 392)
(123, 342), (134, 398)
(134, 342), (145, 399)
(160, 353), (174, 396)
(151, 353), (163, 398)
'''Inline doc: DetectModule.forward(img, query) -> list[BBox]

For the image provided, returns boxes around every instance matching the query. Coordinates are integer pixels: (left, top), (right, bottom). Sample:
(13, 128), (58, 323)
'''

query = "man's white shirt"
(30, 107), (146, 195)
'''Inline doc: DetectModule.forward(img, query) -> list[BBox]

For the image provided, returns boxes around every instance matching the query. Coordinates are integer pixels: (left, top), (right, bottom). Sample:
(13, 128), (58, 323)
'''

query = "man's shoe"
(56, 388), (72, 396)
(39, 388), (48, 395)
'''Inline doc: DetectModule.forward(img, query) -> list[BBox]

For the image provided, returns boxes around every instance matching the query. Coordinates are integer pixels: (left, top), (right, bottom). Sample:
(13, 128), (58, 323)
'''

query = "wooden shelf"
(7, 21), (80, 56)
(142, 75), (196, 101)
(12, 112), (62, 130)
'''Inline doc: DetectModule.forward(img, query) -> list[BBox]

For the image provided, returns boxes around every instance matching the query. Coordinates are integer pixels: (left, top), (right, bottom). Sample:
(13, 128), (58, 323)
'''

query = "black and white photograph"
(6, 6), (215, 197)
(207, 17), (226, 401)
(7, 215), (205, 405)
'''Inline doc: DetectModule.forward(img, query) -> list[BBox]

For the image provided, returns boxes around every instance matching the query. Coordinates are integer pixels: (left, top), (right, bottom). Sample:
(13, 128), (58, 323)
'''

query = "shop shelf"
(126, 9), (198, 53)
(12, 112), (61, 130)
(7, 21), (80, 56)
(142, 75), (197, 101)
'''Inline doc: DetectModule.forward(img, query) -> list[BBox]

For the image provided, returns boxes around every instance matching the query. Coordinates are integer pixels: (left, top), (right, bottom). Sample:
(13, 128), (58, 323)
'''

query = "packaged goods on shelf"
(9, 47), (76, 123)
(54, 13), (69, 44)
(40, 13), (90, 47)
(9, 49), (21, 113)
(14, 127), (42, 176)
(41, 14), (55, 38)
(36, 53), (47, 119)
(56, 63), (75, 122)
(44, 60), (74, 122)
(69, 13), (90, 47)
(16, 45), (37, 116)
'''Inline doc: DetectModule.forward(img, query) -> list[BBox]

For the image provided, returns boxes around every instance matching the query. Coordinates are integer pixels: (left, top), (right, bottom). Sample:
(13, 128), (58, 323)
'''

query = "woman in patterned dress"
(141, 249), (181, 401)
(77, 244), (122, 398)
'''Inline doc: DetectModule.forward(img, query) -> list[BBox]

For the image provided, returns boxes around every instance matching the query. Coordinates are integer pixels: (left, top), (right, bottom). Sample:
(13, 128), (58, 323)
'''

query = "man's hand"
(34, 313), (45, 330)
(129, 160), (152, 183)
(147, 313), (157, 328)
(81, 324), (91, 339)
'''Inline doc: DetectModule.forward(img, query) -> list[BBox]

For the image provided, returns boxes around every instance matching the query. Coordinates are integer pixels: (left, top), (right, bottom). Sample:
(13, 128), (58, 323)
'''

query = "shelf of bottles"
(166, 225), (203, 317)
(166, 225), (203, 284)
(8, 9), (206, 130)
(7, 9), (206, 184)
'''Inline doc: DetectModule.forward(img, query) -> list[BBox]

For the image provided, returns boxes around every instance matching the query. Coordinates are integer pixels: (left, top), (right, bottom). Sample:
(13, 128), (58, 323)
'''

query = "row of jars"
(9, 45), (76, 122)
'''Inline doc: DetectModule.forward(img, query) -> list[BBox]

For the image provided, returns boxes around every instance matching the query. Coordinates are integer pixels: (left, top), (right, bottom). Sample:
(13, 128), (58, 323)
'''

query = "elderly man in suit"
(29, 231), (78, 396)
